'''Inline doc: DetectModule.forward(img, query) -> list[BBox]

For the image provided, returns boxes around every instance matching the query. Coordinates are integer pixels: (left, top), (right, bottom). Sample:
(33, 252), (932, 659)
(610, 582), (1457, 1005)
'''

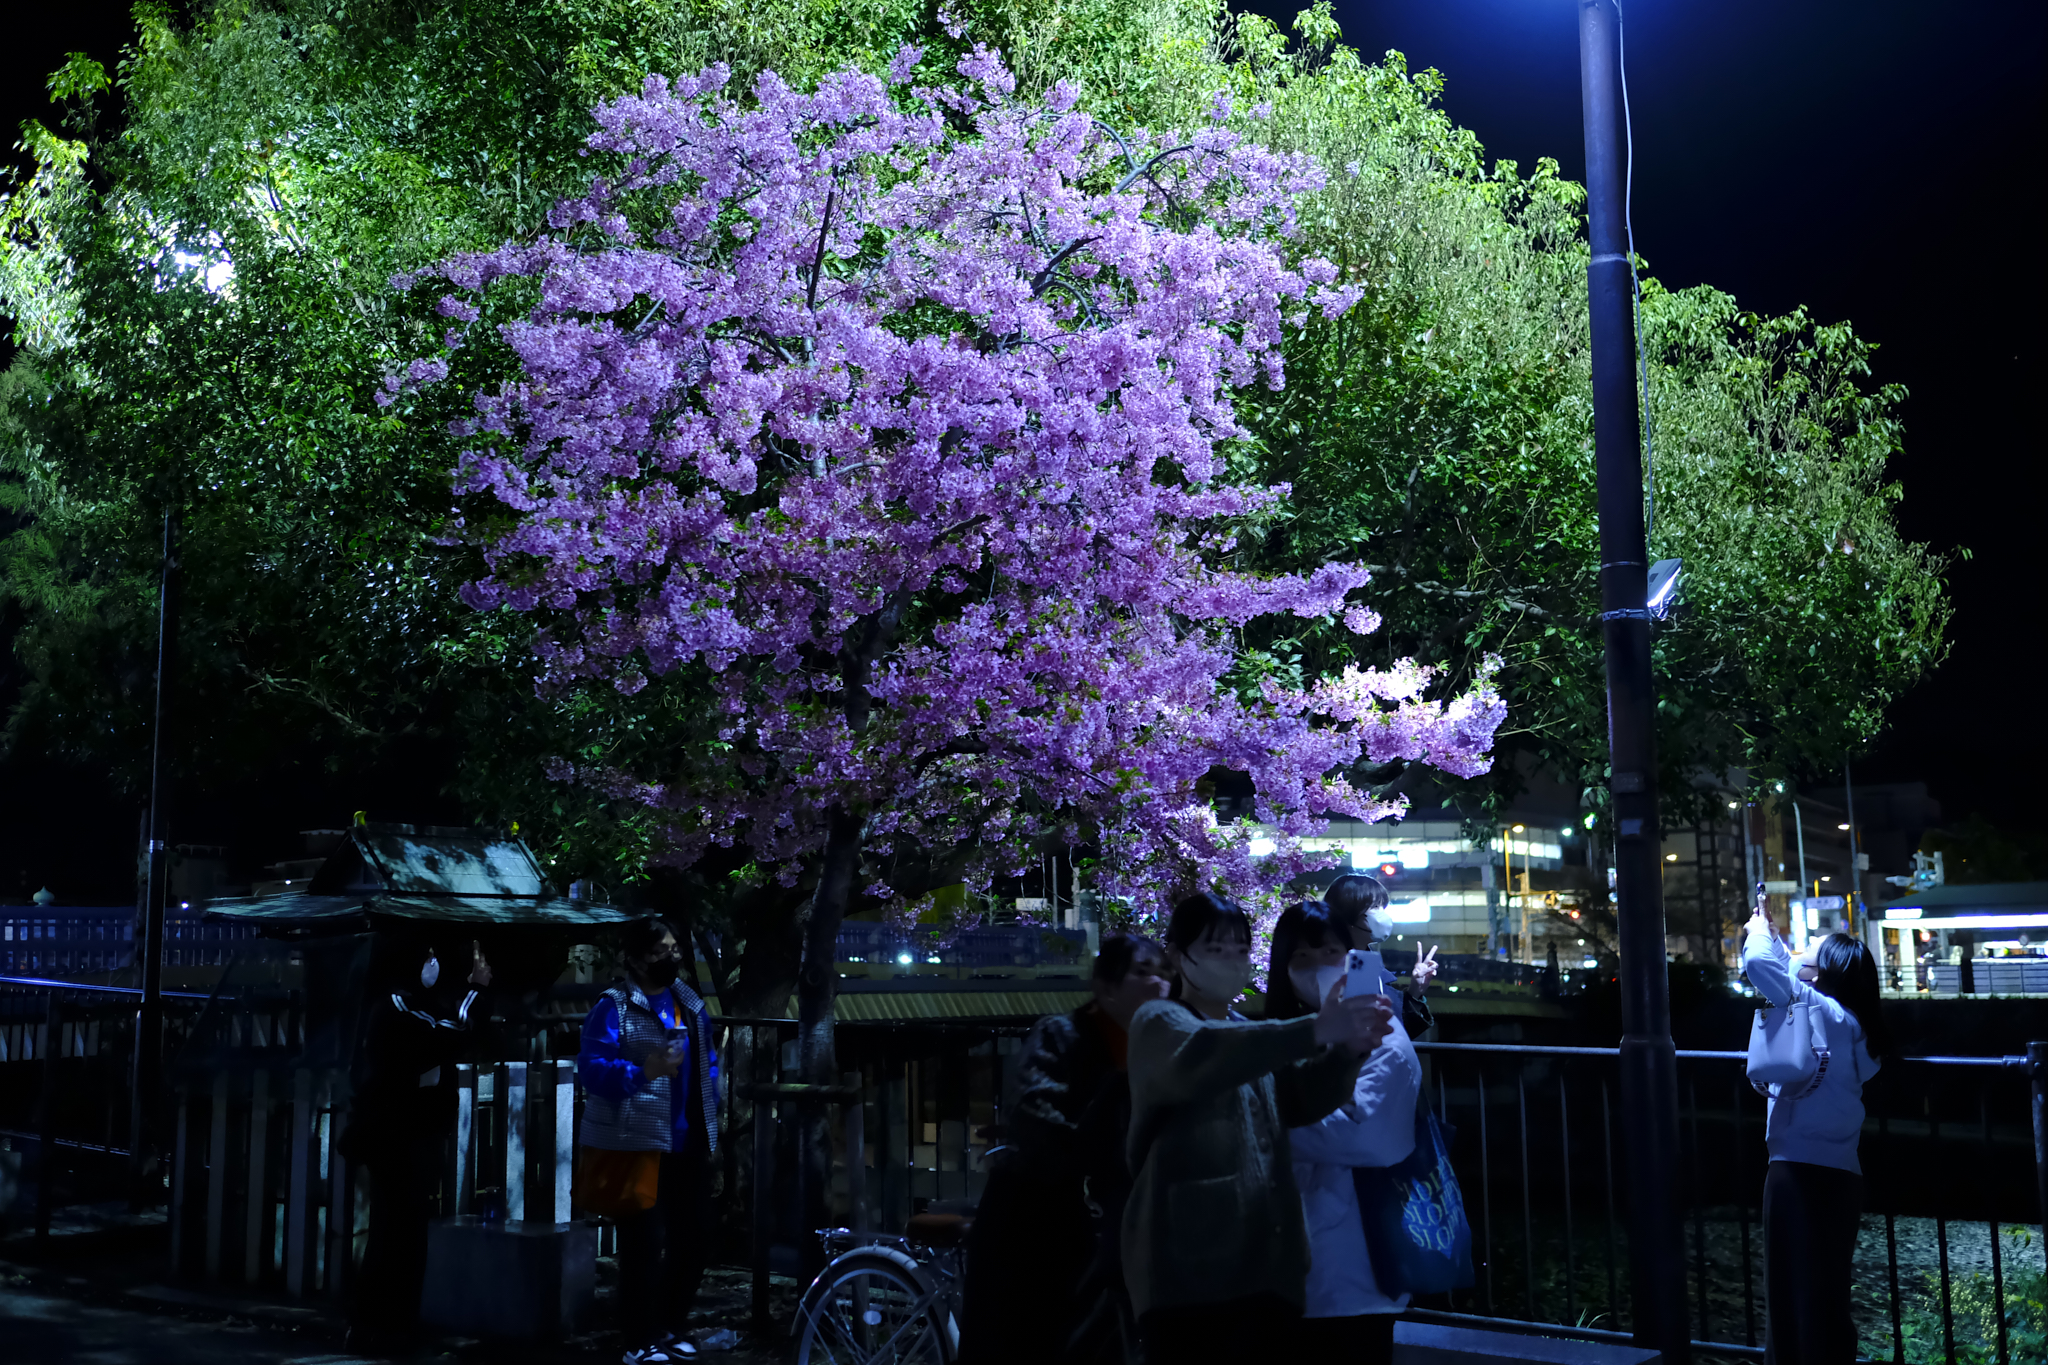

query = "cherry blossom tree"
(397, 45), (1503, 1083)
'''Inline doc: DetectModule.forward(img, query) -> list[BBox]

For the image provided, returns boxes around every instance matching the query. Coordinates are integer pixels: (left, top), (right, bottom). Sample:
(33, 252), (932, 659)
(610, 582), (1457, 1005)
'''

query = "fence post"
(205, 1072), (231, 1280)
(844, 1070), (867, 1233)
(452, 1064), (477, 1215)
(504, 1061), (528, 1223)
(2031, 1041), (2048, 1249)
(245, 1068), (270, 1285)
(34, 995), (59, 1241)
(552, 1058), (574, 1224)
(751, 1090), (775, 1335)
(285, 1069), (314, 1296)
(327, 1081), (352, 1303)
(170, 1092), (191, 1274)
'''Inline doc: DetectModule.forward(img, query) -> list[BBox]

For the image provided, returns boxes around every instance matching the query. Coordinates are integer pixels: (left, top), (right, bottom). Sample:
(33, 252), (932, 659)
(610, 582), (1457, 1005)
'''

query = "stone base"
(1395, 1321), (1663, 1365)
(420, 1216), (597, 1339)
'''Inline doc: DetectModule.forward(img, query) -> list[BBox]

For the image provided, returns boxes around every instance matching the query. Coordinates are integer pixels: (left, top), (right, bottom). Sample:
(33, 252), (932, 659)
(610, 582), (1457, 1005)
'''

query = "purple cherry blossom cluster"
(396, 46), (1505, 920)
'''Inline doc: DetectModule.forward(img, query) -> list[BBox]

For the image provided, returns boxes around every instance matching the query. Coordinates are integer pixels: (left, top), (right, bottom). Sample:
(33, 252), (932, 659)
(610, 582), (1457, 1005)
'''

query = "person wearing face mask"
(1122, 892), (1395, 1361)
(1266, 900), (1423, 1362)
(577, 916), (720, 1365)
(1325, 874), (1438, 1038)
(959, 933), (1171, 1365)
(1742, 899), (1890, 1365)
(347, 932), (492, 1354)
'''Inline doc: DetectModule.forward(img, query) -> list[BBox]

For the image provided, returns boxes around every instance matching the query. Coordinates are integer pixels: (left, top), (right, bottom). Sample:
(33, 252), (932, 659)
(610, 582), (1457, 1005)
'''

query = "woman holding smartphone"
(1267, 900), (1424, 1362)
(1122, 892), (1393, 1360)
(1742, 898), (1889, 1364)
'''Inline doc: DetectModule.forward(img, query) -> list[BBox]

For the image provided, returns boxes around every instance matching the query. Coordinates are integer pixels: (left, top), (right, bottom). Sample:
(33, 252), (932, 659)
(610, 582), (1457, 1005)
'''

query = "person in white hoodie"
(1742, 905), (1891, 1365)
(1267, 900), (1424, 1362)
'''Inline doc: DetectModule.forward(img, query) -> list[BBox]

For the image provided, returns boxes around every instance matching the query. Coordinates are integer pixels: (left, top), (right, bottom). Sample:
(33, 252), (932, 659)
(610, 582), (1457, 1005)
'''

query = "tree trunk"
(794, 804), (862, 1261)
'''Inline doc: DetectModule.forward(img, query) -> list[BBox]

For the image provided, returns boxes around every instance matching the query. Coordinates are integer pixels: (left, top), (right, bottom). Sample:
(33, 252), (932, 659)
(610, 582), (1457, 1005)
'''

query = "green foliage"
(1028, 0), (1950, 827)
(1889, 1229), (2047, 1364)
(0, 0), (1952, 928)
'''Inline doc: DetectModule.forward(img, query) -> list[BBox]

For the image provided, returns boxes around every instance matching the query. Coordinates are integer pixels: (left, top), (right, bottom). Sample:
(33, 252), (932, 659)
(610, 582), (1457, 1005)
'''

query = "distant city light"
(897, 952), (913, 965)
(1248, 837), (1277, 857)
(1837, 823), (1851, 831)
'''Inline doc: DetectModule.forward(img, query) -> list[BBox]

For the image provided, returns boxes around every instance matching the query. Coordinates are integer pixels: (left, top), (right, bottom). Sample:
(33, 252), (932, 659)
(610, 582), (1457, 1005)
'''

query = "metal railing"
(0, 908), (257, 975)
(1409, 1040), (2046, 1365)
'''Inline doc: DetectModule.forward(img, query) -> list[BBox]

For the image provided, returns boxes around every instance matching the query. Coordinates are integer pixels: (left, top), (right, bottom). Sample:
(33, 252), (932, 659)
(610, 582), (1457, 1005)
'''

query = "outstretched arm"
(1126, 1001), (1321, 1108)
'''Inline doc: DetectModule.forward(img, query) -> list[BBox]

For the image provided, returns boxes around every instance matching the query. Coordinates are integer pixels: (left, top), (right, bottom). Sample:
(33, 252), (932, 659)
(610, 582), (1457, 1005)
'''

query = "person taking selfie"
(1266, 900), (1424, 1362)
(1123, 892), (1394, 1361)
(1742, 902), (1889, 1365)
(577, 917), (720, 1365)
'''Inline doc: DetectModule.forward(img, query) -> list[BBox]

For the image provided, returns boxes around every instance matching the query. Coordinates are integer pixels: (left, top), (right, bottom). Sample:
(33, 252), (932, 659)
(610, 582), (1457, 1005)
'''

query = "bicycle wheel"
(793, 1249), (954, 1365)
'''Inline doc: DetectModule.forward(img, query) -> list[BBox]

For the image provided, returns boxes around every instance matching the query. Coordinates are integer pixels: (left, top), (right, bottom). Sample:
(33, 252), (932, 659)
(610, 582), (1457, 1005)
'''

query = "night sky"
(2, 1), (2042, 901)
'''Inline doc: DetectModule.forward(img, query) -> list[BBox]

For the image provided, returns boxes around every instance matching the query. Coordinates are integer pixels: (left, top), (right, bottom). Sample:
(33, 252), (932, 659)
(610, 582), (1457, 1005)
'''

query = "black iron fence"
(1409, 1041), (2046, 1365)
(7, 967), (2043, 1365)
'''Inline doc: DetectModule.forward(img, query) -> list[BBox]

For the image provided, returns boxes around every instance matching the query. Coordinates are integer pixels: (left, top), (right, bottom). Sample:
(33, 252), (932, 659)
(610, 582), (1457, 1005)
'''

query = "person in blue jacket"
(579, 916), (720, 1364)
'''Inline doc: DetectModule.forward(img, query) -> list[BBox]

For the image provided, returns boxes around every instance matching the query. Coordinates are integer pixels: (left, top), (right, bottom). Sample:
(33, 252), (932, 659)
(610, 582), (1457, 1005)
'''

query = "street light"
(1572, 1), (1688, 1354)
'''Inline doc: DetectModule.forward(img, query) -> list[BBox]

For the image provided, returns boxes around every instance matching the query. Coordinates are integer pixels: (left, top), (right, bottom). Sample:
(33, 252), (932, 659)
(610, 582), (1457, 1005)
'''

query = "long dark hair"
(1264, 900), (1343, 1019)
(1163, 892), (1252, 1001)
(1809, 932), (1891, 1059)
(1325, 873), (1388, 945)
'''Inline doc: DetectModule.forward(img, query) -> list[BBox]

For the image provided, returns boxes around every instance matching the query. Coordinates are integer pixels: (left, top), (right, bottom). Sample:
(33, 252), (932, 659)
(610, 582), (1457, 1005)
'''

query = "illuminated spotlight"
(1664, 853), (1678, 862)
(1378, 862), (1400, 878)
(1727, 801), (1739, 810)
(1646, 558), (1683, 619)
(1837, 823), (1851, 831)
(1512, 823), (1526, 833)
(897, 952), (913, 965)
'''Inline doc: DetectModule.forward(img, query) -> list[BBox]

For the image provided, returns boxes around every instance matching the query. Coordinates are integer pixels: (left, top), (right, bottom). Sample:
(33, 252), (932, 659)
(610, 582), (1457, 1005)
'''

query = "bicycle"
(791, 1209), (974, 1365)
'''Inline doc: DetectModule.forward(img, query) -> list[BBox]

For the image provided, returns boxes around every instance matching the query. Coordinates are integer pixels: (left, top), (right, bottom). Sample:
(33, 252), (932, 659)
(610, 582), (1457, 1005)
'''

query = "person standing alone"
(347, 934), (491, 1354)
(578, 917), (720, 1364)
(1742, 902), (1889, 1364)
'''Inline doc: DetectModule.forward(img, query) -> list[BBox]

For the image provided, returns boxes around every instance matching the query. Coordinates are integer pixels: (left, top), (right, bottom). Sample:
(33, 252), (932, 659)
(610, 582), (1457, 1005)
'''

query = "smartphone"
(1346, 949), (1388, 1001)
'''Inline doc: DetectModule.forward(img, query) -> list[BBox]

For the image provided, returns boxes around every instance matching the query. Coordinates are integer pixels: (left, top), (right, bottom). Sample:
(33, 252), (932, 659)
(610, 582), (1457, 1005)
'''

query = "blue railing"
(0, 905), (257, 976)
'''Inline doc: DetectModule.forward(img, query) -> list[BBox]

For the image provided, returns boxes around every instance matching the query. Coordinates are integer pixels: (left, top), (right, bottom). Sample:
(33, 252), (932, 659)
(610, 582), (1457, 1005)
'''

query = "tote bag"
(1745, 993), (1830, 1098)
(1353, 1106), (1474, 1297)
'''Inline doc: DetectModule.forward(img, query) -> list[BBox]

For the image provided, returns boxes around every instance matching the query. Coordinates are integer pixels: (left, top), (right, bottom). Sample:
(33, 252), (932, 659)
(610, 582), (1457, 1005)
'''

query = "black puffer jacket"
(959, 1004), (1128, 1365)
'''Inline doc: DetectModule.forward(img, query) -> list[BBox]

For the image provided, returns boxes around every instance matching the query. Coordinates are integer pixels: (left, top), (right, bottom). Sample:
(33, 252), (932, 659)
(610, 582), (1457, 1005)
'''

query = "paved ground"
(0, 1216), (797, 1365)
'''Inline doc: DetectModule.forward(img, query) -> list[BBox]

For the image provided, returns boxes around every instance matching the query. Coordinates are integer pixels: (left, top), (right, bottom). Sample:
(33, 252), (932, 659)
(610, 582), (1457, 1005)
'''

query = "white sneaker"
(621, 1342), (697, 1364)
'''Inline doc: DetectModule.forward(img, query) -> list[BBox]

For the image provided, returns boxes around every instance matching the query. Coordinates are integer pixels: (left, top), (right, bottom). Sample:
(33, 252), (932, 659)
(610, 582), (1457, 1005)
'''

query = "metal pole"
(1576, 2), (1689, 1358)
(1844, 754), (1864, 934)
(2030, 1041), (2047, 1252)
(131, 512), (176, 1200)
(1792, 797), (1810, 951)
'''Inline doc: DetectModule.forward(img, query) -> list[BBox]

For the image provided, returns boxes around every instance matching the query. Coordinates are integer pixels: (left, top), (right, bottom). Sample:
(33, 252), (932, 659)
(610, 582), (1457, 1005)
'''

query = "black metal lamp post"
(130, 512), (175, 1197)
(1575, 1), (1690, 1358)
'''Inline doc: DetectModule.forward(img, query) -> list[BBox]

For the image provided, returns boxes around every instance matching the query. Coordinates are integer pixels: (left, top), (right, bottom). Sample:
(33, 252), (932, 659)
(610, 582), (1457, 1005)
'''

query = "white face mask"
(1179, 949), (1254, 1002)
(1364, 908), (1394, 945)
(420, 957), (440, 989)
(1287, 963), (1346, 1011)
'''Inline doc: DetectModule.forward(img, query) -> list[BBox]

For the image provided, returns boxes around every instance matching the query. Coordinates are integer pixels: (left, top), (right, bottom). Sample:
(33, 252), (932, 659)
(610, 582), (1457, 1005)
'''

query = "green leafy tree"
(2, 0), (1950, 996)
